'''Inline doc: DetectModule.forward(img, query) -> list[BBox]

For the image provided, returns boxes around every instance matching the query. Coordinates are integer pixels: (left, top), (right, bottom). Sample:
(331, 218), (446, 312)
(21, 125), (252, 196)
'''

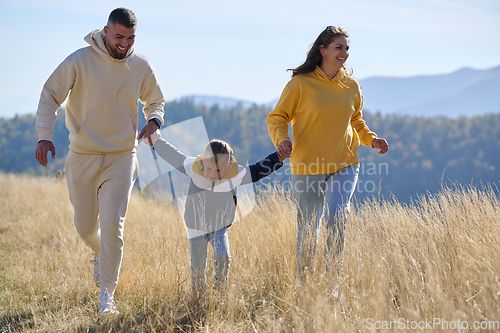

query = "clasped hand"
(277, 141), (292, 162)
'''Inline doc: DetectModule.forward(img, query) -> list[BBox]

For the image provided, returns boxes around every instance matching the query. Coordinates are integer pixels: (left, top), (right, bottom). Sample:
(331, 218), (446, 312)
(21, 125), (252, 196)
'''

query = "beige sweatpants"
(65, 150), (138, 295)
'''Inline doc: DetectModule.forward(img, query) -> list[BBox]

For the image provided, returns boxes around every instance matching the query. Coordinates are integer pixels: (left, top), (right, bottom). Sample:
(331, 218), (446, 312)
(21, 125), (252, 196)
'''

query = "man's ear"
(103, 25), (109, 37)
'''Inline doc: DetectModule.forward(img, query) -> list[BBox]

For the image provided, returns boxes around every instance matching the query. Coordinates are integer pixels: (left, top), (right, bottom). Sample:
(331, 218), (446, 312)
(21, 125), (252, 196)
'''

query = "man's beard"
(104, 37), (128, 59)
(108, 44), (127, 59)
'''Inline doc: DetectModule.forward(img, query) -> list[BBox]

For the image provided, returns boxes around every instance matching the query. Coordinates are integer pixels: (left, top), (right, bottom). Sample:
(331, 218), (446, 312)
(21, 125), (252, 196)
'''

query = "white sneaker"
(98, 289), (119, 315)
(91, 254), (100, 288)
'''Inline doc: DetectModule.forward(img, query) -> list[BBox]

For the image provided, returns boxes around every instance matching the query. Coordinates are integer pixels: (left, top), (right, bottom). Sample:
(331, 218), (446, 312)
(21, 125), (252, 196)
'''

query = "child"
(145, 133), (284, 294)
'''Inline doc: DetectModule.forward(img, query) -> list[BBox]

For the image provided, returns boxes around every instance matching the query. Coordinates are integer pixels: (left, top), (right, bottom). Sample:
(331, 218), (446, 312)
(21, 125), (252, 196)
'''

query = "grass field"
(0, 172), (499, 332)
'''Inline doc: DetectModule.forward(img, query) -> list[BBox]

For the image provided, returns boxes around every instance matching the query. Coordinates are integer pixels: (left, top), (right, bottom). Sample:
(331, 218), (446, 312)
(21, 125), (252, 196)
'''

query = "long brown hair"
(289, 26), (350, 77)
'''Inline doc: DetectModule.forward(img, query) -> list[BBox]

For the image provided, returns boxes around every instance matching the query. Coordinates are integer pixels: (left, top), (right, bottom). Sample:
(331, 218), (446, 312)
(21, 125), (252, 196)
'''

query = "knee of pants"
(297, 206), (323, 224)
(214, 250), (231, 266)
(293, 193), (324, 225)
(191, 266), (206, 277)
(325, 218), (346, 242)
(99, 218), (124, 237)
(325, 204), (348, 225)
(191, 254), (207, 270)
(75, 218), (100, 241)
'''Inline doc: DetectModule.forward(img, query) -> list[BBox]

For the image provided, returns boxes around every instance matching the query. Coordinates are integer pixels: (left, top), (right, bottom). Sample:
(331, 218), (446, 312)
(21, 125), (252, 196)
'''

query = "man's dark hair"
(108, 8), (137, 28)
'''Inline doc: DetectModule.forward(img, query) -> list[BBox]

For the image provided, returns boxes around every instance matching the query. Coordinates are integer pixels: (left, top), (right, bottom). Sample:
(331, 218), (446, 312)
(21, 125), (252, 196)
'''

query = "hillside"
(1, 173), (499, 331)
(176, 95), (257, 109)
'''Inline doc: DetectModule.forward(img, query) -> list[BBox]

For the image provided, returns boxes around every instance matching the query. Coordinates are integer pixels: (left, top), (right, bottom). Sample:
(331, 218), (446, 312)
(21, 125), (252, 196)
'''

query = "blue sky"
(1, 0), (499, 117)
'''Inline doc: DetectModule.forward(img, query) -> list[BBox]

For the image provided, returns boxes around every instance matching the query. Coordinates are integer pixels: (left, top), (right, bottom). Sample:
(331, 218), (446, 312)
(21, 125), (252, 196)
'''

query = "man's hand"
(142, 129), (161, 146)
(372, 138), (389, 154)
(277, 140), (292, 161)
(35, 140), (56, 167)
(138, 119), (160, 141)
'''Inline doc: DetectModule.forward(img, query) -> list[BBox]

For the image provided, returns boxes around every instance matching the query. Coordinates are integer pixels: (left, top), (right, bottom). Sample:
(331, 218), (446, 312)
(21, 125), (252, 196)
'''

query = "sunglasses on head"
(320, 26), (337, 45)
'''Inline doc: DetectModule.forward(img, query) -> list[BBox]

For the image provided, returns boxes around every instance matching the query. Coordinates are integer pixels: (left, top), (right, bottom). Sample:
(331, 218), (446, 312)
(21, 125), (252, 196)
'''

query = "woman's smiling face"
(320, 35), (350, 73)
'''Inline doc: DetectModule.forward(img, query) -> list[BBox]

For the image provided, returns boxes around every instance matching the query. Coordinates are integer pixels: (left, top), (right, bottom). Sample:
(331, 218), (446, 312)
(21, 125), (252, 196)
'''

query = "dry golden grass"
(0, 172), (499, 332)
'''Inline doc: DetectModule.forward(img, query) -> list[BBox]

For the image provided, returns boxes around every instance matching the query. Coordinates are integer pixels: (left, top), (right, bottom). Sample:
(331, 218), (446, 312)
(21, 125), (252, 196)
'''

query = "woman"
(267, 26), (389, 275)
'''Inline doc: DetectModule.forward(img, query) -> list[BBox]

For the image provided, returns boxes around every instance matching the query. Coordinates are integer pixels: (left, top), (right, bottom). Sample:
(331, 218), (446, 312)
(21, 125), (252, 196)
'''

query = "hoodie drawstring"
(336, 80), (350, 89)
(99, 154), (105, 171)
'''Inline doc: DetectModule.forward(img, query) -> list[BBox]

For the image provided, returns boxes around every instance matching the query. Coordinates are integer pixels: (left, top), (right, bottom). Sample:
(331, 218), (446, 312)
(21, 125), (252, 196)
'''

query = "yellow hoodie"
(36, 29), (165, 154)
(267, 66), (377, 175)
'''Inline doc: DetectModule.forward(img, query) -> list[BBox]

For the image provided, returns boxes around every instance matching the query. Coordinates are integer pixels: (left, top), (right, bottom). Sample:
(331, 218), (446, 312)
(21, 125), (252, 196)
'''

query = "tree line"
(1, 99), (498, 203)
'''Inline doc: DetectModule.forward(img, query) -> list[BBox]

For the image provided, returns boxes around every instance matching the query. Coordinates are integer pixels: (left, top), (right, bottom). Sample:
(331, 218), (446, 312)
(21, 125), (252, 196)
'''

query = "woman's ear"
(319, 46), (326, 57)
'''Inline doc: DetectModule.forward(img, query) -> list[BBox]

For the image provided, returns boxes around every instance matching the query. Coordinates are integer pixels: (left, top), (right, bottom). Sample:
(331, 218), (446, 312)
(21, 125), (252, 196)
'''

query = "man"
(35, 8), (164, 315)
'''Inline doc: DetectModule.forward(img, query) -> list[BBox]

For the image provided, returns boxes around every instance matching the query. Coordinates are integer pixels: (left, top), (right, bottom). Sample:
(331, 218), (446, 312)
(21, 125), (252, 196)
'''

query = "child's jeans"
(291, 165), (359, 275)
(189, 227), (231, 290)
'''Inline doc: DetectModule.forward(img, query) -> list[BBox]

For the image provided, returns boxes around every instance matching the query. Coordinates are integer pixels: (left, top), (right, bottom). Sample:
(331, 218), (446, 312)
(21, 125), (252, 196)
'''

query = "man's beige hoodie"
(36, 29), (165, 154)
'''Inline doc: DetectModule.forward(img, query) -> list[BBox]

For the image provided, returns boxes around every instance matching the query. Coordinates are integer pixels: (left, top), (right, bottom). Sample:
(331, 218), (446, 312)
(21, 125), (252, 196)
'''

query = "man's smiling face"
(103, 22), (136, 59)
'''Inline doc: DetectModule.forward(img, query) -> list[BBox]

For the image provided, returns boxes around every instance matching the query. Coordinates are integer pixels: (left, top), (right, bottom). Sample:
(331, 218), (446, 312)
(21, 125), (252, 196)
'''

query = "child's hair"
(204, 139), (233, 166)
(289, 26), (350, 77)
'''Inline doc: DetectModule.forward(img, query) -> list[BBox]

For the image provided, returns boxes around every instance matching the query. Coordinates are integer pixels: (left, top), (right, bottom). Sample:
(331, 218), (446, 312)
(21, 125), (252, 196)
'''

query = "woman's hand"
(372, 138), (389, 154)
(277, 140), (292, 161)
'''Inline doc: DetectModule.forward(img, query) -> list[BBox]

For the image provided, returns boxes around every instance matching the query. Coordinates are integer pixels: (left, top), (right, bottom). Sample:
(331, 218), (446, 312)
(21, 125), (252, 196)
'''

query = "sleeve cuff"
(148, 112), (164, 125)
(367, 135), (377, 147)
(38, 131), (53, 143)
(276, 137), (291, 147)
(148, 118), (162, 129)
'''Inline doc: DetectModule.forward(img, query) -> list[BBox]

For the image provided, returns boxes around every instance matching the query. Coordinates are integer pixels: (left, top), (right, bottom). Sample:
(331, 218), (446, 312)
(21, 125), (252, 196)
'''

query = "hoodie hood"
(192, 155), (239, 180)
(84, 29), (135, 62)
(313, 65), (350, 89)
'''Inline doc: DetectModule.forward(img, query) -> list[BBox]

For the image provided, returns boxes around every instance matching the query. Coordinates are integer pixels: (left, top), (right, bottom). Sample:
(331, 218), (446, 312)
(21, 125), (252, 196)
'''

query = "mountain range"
(358, 65), (500, 117)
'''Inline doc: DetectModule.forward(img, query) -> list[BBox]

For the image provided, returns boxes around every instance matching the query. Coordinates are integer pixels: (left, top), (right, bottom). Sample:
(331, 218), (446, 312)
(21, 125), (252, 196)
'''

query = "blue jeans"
(189, 227), (231, 289)
(291, 165), (359, 274)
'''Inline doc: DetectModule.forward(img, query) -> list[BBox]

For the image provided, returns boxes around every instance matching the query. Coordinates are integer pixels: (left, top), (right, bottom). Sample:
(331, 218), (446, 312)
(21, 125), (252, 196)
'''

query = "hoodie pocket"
(323, 137), (354, 163)
(75, 112), (136, 153)
(292, 136), (357, 174)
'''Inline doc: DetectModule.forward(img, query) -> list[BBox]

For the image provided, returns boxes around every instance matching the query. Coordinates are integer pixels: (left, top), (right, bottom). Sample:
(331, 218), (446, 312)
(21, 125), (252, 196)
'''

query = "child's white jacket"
(153, 138), (283, 234)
